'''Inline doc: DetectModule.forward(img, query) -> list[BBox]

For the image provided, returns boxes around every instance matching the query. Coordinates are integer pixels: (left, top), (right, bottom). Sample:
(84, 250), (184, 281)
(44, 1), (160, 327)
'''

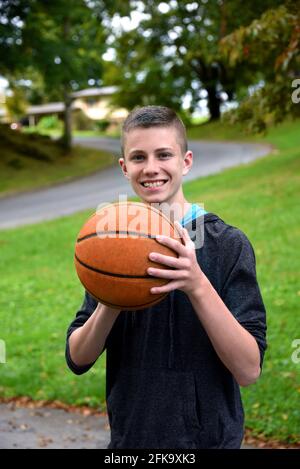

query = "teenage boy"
(66, 106), (267, 449)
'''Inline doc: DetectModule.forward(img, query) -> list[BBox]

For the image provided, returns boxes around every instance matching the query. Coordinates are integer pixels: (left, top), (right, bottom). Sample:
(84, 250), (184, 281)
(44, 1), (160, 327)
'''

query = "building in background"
(0, 90), (9, 123)
(26, 86), (128, 129)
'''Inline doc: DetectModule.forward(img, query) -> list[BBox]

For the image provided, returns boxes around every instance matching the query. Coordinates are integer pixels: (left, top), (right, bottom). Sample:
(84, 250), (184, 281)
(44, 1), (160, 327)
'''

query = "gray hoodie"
(66, 212), (267, 449)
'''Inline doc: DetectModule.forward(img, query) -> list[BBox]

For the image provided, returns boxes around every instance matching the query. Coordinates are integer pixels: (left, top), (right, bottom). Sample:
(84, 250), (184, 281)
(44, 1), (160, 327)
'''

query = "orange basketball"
(74, 201), (182, 310)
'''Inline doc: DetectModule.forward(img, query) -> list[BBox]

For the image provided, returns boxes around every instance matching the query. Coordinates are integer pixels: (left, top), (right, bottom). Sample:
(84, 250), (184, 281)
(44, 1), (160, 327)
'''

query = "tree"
(0, 1), (28, 75)
(105, 0), (282, 121)
(220, 2), (300, 131)
(0, 0), (121, 149)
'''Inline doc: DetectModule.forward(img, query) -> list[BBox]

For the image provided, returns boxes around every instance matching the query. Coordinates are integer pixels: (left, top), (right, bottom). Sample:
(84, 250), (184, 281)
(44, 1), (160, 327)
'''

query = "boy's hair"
(121, 105), (188, 156)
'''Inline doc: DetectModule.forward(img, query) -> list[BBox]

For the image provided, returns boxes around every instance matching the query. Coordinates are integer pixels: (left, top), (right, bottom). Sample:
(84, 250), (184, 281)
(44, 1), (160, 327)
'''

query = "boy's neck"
(170, 200), (191, 223)
(145, 198), (191, 224)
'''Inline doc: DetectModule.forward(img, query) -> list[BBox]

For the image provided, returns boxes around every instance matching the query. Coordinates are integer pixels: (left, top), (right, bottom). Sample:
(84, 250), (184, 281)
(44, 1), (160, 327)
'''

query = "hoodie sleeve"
(65, 291), (98, 375)
(219, 227), (267, 368)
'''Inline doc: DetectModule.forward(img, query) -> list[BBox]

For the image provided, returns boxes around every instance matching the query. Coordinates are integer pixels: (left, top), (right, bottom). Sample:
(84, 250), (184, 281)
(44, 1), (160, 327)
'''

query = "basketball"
(74, 201), (182, 310)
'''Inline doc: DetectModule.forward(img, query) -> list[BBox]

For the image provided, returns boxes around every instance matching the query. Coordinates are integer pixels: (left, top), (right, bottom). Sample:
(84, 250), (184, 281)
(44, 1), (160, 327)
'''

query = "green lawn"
(0, 119), (299, 443)
(0, 125), (117, 197)
(187, 116), (298, 145)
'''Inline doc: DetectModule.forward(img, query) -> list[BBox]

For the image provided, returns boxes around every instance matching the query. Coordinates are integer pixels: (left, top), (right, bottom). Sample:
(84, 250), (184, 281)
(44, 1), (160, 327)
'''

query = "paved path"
(0, 403), (258, 449)
(0, 403), (110, 449)
(0, 137), (271, 230)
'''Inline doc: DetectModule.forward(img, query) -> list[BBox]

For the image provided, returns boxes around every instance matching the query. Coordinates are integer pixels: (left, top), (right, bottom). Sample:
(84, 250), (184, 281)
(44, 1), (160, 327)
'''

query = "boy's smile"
(119, 126), (193, 208)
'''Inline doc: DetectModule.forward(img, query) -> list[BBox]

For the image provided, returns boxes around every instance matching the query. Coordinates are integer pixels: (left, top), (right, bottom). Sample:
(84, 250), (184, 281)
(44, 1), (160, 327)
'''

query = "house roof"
(27, 102), (79, 115)
(27, 86), (118, 115)
(71, 86), (117, 98)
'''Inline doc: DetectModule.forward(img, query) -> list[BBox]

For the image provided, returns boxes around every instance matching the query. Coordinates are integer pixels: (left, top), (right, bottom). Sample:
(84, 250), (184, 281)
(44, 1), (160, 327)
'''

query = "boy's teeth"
(143, 181), (165, 187)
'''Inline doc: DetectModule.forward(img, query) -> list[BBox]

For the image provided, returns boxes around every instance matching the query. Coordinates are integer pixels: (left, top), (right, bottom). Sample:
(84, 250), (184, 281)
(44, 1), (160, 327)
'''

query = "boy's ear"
(119, 157), (130, 180)
(182, 151), (193, 176)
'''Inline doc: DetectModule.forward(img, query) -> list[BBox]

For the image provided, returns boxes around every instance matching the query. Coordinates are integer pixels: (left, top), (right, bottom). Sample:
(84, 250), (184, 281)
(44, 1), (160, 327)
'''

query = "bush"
(37, 115), (62, 131)
(0, 123), (60, 163)
(223, 79), (300, 134)
(95, 119), (110, 132)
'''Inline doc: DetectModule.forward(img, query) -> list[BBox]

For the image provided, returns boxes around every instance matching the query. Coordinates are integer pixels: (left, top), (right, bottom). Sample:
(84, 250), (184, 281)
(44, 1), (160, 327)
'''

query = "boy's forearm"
(69, 304), (121, 367)
(188, 276), (261, 387)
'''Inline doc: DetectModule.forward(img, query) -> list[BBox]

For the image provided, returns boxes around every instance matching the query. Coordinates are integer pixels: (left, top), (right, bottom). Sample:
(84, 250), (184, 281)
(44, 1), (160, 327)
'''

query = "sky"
(0, 77), (9, 93)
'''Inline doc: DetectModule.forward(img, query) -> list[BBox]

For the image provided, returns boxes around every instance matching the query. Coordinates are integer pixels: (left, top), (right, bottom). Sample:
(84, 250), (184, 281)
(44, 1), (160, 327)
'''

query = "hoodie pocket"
(107, 368), (202, 449)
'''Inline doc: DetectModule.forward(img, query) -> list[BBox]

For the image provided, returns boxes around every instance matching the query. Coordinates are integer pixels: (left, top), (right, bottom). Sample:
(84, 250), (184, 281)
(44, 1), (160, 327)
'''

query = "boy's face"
(119, 126), (193, 207)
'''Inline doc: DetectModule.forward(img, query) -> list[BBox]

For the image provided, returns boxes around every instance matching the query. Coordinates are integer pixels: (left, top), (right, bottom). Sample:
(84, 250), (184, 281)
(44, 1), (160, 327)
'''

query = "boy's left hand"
(147, 221), (204, 296)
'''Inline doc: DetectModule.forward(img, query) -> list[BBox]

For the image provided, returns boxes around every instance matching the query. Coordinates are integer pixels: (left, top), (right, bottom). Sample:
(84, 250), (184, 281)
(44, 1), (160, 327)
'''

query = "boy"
(66, 106), (267, 449)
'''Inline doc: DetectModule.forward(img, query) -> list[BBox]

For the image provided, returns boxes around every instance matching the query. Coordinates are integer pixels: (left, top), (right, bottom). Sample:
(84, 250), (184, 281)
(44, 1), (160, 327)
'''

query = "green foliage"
(5, 86), (28, 120)
(224, 80), (300, 134)
(0, 0), (122, 148)
(0, 0), (109, 91)
(95, 119), (110, 132)
(0, 124), (56, 162)
(220, 4), (300, 132)
(37, 115), (62, 131)
(221, 4), (299, 73)
(105, 0), (282, 119)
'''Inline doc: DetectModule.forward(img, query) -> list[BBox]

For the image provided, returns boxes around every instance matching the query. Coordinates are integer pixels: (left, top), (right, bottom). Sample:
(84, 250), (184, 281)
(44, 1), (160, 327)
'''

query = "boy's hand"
(147, 221), (205, 297)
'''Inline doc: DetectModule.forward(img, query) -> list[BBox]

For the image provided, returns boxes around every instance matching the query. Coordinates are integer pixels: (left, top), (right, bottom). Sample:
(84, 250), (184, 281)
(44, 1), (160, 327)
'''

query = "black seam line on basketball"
(84, 286), (166, 309)
(75, 254), (154, 279)
(77, 231), (157, 243)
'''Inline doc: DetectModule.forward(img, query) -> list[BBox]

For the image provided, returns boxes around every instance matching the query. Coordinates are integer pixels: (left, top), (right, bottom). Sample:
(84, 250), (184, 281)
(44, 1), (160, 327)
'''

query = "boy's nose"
(143, 158), (159, 175)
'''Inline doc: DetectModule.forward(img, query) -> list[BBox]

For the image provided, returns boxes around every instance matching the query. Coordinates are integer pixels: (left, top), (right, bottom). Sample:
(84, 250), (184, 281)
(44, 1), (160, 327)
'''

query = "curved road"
(0, 137), (271, 229)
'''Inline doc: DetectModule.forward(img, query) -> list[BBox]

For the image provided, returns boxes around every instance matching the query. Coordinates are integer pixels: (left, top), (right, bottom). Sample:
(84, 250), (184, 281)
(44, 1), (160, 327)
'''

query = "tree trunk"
(219, 0), (227, 39)
(206, 84), (221, 121)
(61, 15), (72, 151)
(61, 87), (72, 151)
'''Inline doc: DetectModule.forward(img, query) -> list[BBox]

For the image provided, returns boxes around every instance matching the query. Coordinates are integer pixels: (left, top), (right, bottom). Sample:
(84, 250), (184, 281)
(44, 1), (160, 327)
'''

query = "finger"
(174, 220), (184, 237)
(151, 280), (181, 294)
(174, 221), (193, 248)
(181, 226), (195, 249)
(176, 221), (189, 240)
(149, 252), (183, 268)
(155, 234), (185, 256)
(183, 227), (190, 240)
(147, 267), (182, 279)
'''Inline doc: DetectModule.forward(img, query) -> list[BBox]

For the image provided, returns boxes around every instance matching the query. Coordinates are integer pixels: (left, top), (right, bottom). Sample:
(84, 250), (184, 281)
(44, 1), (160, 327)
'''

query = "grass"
(0, 125), (117, 198)
(0, 118), (299, 442)
(0, 210), (106, 407)
(187, 119), (253, 141)
(187, 116), (299, 144)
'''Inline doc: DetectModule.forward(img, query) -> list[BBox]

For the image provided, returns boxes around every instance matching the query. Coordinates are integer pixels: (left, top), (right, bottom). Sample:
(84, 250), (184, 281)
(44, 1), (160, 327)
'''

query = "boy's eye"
(130, 152), (172, 161)
(131, 154), (144, 161)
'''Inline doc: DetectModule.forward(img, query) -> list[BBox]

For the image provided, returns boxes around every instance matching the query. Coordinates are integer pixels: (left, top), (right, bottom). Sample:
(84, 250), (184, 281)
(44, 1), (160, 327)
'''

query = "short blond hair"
(121, 105), (187, 156)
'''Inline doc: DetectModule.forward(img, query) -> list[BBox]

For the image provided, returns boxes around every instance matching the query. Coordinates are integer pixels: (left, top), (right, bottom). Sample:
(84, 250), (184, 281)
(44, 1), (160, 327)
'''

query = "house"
(26, 86), (128, 127)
